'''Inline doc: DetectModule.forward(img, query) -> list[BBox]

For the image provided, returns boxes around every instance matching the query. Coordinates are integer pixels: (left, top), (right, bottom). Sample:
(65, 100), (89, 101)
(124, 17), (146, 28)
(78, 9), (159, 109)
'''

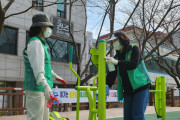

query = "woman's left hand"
(104, 56), (118, 65)
(56, 77), (68, 85)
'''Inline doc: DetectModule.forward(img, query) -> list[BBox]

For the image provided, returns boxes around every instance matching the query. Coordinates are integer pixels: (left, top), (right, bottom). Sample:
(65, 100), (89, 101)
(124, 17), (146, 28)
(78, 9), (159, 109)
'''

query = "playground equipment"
(49, 111), (69, 120)
(69, 40), (106, 120)
(69, 40), (167, 120)
(149, 76), (166, 120)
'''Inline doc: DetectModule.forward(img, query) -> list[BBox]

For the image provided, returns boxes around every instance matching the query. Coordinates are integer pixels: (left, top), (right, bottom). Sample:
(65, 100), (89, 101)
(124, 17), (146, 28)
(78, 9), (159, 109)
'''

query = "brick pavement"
(0, 106), (180, 120)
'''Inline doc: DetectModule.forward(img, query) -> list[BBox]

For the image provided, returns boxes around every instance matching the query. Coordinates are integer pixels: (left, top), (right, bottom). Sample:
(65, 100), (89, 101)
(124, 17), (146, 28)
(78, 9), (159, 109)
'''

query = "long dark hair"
(28, 26), (42, 38)
(114, 31), (130, 46)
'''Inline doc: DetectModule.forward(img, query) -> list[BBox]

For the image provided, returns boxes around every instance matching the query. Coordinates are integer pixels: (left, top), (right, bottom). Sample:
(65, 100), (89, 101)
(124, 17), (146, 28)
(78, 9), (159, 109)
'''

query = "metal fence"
(0, 87), (26, 115)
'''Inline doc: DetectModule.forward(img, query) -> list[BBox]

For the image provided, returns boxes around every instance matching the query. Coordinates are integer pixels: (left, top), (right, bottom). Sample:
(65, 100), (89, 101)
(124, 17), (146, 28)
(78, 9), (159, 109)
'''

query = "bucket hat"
(106, 31), (128, 43)
(31, 14), (54, 28)
(106, 34), (117, 43)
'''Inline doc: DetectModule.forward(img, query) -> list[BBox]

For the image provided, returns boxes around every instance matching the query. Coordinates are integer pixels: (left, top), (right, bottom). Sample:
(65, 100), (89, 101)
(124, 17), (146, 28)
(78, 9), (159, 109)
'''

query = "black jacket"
(106, 45), (149, 96)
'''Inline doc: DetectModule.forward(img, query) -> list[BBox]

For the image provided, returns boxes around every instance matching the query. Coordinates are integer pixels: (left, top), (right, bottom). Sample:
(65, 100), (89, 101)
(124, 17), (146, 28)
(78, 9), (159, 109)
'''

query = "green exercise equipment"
(69, 40), (106, 120)
(49, 111), (69, 120)
(69, 40), (167, 120)
(149, 76), (166, 120)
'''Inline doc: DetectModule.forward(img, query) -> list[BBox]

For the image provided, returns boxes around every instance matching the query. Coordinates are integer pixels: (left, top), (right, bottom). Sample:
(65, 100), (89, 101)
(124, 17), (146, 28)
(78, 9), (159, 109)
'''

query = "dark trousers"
(124, 88), (149, 120)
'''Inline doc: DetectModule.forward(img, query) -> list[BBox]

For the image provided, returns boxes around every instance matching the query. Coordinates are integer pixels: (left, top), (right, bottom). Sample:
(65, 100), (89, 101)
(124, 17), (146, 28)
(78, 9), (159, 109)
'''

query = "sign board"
(51, 16), (74, 40)
(52, 88), (121, 103)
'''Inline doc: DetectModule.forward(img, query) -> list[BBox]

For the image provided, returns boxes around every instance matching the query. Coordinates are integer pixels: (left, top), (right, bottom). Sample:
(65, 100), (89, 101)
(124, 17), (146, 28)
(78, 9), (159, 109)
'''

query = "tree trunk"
(0, 7), (5, 36)
(0, 18), (4, 36)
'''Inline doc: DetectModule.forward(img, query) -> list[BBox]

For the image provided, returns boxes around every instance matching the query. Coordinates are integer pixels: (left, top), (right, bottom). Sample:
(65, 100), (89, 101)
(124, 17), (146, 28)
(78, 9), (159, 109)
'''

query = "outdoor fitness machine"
(69, 40), (166, 120)
(69, 40), (106, 120)
(149, 76), (166, 120)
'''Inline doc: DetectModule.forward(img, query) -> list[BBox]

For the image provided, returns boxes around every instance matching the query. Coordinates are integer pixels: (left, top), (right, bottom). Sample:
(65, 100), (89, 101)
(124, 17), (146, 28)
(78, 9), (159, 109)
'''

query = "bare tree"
(0, 0), (74, 35)
(0, 0), (14, 35)
(120, 0), (180, 88)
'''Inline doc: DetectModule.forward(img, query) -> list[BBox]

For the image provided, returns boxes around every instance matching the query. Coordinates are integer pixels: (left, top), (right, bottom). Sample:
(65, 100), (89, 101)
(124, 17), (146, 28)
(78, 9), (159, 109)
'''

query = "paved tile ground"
(107, 111), (180, 120)
(0, 106), (180, 120)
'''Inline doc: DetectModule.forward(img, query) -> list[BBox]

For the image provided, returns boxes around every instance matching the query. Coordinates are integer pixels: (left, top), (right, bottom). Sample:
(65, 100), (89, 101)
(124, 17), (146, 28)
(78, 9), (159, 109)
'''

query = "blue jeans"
(124, 88), (149, 120)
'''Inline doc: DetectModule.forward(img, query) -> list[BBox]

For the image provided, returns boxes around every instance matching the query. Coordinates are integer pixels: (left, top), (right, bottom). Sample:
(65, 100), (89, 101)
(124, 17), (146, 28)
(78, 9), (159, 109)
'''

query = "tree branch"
(156, 59), (180, 88)
(81, 72), (97, 85)
(144, 21), (180, 60)
(80, 0), (87, 63)
(68, 0), (80, 84)
(123, 0), (141, 29)
(145, 48), (180, 62)
(176, 56), (180, 75)
(80, 58), (91, 78)
(3, 0), (14, 12)
(0, 0), (2, 12)
(4, 1), (73, 19)
(95, 4), (110, 47)
(142, 0), (175, 48)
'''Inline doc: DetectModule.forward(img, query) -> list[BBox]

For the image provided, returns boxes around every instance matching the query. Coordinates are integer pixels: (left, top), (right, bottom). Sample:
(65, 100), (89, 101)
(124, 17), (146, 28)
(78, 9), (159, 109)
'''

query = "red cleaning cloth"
(56, 78), (68, 85)
(47, 95), (61, 108)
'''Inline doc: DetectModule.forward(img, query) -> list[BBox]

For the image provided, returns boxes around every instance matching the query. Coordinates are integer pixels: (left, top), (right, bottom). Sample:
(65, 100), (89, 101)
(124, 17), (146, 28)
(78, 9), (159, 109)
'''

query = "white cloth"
(52, 70), (58, 78)
(52, 70), (64, 79)
(27, 39), (47, 86)
(44, 85), (52, 100)
(27, 39), (58, 86)
(25, 90), (49, 120)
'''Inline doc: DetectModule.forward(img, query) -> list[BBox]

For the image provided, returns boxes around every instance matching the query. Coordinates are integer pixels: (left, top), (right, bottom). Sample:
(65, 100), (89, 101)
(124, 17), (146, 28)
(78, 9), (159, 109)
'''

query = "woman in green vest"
(23, 14), (66, 120)
(105, 31), (151, 120)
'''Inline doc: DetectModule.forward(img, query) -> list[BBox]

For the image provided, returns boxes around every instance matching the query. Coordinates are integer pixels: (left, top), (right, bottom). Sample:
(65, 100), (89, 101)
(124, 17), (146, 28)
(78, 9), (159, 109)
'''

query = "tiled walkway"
(1, 106), (180, 120)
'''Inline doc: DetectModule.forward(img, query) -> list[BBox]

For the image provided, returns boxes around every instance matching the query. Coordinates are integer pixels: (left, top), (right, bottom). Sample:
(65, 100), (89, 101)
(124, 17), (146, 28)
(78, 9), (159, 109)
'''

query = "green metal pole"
(157, 76), (161, 116)
(97, 40), (106, 120)
(69, 62), (80, 120)
(93, 75), (98, 120)
(161, 76), (166, 120)
(86, 88), (93, 120)
(69, 45), (80, 120)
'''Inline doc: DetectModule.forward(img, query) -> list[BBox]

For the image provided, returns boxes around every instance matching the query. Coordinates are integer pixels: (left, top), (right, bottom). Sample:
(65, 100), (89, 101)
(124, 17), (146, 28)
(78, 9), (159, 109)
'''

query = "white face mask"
(113, 40), (121, 50)
(43, 27), (52, 38)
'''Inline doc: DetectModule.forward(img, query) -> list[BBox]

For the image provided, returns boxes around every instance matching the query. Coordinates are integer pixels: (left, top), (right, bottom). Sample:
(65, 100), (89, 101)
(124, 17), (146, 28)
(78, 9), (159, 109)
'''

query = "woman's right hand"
(44, 85), (52, 100)
(104, 56), (118, 65)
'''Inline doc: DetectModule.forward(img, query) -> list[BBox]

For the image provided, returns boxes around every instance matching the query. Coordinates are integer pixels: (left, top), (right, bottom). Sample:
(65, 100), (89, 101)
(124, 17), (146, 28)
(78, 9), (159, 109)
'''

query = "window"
(0, 26), (17, 55)
(145, 55), (165, 73)
(25, 34), (80, 64)
(57, 0), (66, 18)
(47, 38), (80, 64)
(32, 0), (44, 11)
(144, 56), (179, 74)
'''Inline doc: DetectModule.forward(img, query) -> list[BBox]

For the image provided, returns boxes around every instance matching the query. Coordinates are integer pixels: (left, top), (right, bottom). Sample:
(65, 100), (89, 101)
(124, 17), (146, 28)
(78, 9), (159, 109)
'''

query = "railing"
(0, 87), (26, 115)
(149, 89), (179, 107)
(0, 87), (124, 116)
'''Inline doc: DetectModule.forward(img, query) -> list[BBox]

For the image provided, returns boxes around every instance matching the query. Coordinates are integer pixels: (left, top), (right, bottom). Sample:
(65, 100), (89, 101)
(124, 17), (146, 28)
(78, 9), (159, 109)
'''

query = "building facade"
(0, 0), (86, 89)
(172, 30), (180, 49)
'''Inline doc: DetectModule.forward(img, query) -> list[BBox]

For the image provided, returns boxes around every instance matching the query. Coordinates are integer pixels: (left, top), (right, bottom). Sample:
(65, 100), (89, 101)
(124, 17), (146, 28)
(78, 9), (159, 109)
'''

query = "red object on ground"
(47, 95), (61, 108)
(13, 88), (23, 90)
(56, 78), (68, 85)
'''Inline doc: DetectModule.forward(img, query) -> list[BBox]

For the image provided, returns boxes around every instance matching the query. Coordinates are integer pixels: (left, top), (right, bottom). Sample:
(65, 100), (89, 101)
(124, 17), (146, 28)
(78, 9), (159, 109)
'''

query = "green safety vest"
(23, 36), (53, 92)
(116, 45), (152, 101)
